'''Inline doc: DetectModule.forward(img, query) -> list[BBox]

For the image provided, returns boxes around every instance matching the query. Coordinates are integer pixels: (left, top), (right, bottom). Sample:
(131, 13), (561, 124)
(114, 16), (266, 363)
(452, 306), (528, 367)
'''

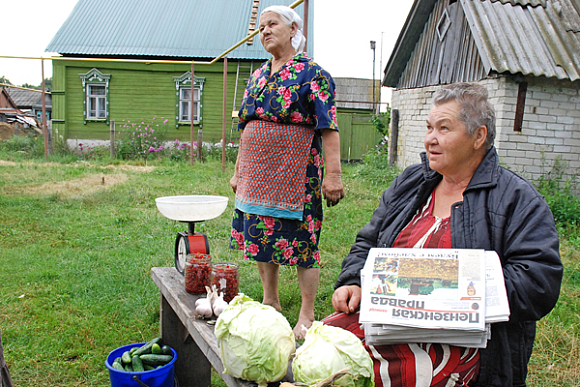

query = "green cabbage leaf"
(292, 321), (374, 387)
(215, 294), (296, 387)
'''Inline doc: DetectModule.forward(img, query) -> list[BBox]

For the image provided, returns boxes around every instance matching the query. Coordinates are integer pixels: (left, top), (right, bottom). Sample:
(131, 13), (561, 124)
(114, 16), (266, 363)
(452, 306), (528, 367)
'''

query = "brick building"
(383, 0), (580, 183)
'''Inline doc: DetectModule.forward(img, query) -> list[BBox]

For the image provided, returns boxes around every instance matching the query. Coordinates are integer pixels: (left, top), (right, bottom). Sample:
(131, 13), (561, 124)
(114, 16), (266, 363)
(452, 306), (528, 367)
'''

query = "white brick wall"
(390, 77), (580, 183)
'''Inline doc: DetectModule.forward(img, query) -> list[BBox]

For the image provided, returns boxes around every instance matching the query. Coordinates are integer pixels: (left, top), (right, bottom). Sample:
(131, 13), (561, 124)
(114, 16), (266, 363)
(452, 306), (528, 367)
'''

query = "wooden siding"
(53, 59), (240, 144)
(397, 0), (487, 89)
(52, 60), (383, 157)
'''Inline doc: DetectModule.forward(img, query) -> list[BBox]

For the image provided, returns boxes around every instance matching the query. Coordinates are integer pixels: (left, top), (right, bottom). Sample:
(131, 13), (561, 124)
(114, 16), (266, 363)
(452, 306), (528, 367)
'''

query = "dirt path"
(0, 160), (155, 198)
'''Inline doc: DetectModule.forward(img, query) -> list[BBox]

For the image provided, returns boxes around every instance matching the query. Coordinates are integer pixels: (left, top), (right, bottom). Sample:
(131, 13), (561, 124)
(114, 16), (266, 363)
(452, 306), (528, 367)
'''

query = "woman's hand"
(332, 285), (361, 314)
(322, 173), (345, 207)
(230, 174), (238, 194)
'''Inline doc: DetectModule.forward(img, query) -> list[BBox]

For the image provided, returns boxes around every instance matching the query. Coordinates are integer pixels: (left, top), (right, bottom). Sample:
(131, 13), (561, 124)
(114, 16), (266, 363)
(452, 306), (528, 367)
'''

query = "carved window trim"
(79, 68), (111, 124)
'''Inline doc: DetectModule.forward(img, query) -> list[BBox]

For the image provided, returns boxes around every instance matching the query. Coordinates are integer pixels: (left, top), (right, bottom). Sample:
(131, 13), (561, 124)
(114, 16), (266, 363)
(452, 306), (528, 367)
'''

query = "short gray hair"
(260, 6), (306, 52)
(433, 82), (496, 150)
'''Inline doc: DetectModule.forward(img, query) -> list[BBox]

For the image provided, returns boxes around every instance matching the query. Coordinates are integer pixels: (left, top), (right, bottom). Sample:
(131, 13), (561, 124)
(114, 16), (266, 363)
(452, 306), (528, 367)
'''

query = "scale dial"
(175, 232), (189, 275)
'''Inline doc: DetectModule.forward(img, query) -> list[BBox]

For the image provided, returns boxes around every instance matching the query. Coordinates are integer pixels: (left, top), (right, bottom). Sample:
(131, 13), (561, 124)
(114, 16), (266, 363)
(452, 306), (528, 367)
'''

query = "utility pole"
(370, 40), (376, 114)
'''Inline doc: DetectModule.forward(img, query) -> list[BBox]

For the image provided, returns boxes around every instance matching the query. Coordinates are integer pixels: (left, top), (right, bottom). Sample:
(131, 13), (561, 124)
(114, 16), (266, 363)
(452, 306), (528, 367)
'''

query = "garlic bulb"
(195, 297), (213, 318)
(212, 292), (228, 316)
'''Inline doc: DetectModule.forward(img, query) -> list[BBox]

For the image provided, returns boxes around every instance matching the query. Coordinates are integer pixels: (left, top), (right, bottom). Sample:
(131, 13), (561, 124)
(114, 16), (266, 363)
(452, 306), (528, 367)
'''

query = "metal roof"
(384, 0), (580, 85)
(6, 88), (51, 109)
(462, 0), (580, 80)
(45, 0), (314, 60)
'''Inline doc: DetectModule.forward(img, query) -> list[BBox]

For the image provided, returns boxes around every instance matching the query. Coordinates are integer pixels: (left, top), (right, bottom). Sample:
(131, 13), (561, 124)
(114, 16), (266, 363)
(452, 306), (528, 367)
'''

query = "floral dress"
(230, 53), (338, 268)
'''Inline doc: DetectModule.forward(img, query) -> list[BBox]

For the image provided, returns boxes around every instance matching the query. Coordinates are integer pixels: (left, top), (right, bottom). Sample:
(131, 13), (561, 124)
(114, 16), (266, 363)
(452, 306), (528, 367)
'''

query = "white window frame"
(174, 72), (205, 127)
(87, 84), (107, 119)
(178, 86), (201, 123)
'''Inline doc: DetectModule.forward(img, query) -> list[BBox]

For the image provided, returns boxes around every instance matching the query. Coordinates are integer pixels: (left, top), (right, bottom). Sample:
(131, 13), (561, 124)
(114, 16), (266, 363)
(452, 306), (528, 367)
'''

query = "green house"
(46, 0), (314, 145)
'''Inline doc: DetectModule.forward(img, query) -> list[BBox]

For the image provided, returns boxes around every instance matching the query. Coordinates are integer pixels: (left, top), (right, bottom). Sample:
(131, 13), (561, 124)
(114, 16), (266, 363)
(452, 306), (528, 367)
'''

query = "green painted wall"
(52, 59), (380, 159)
(52, 59), (240, 144)
(337, 110), (382, 161)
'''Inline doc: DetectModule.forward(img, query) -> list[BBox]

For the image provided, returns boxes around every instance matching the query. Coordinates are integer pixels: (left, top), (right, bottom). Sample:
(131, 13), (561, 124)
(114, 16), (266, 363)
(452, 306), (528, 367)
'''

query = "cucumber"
(112, 361), (125, 371)
(132, 355), (145, 372)
(114, 356), (123, 364)
(121, 350), (132, 364)
(151, 343), (162, 354)
(144, 364), (156, 371)
(124, 363), (133, 372)
(161, 345), (172, 355)
(133, 337), (162, 357)
(139, 354), (173, 366)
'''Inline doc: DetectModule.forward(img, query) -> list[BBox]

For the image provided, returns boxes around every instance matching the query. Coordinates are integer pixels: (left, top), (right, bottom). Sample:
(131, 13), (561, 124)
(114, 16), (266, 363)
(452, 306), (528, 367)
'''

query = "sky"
(1, 0), (414, 100)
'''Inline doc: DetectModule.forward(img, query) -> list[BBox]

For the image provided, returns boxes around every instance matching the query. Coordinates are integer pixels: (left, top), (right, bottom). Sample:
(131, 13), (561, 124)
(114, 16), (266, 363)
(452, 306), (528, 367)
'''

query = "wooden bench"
(151, 267), (292, 387)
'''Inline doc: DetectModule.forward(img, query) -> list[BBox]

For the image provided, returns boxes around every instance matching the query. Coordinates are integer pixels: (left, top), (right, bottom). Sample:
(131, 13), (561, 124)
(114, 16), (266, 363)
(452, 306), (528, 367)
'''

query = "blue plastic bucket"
(105, 342), (177, 387)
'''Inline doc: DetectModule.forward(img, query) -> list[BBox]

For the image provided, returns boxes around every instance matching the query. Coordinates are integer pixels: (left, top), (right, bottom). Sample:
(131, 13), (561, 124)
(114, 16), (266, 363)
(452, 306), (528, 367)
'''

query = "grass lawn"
(0, 157), (578, 386)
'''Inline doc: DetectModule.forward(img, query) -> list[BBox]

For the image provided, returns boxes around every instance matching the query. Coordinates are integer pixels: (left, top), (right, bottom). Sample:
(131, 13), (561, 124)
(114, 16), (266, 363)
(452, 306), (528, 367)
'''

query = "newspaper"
(359, 248), (487, 331)
(359, 249), (510, 348)
(363, 323), (491, 348)
(484, 251), (510, 323)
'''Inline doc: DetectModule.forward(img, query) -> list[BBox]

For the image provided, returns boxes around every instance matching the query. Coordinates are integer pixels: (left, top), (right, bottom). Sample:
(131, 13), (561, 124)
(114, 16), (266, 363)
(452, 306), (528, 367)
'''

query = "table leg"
(160, 294), (211, 387)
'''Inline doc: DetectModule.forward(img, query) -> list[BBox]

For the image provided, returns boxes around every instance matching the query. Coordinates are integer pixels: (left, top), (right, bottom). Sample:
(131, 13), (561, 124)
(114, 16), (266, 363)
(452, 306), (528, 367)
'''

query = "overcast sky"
(1, 0), (414, 99)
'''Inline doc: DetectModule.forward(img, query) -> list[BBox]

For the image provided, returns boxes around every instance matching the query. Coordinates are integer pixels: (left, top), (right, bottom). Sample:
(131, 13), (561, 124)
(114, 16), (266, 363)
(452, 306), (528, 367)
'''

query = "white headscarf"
(260, 5), (306, 53)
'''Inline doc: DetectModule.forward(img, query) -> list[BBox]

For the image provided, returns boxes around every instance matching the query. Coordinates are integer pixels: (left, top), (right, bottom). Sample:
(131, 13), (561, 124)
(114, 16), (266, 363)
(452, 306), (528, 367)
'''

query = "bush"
(115, 117), (168, 160)
(535, 156), (580, 226)
(0, 133), (44, 157)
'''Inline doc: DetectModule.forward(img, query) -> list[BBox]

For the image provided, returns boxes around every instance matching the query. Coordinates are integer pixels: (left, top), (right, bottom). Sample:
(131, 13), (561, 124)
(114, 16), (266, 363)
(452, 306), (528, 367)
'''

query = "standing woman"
(230, 5), (344, 339)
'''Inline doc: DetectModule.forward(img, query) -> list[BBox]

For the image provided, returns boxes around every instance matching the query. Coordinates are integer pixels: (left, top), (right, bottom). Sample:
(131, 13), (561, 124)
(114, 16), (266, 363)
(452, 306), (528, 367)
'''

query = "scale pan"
(155, 195), (229, 222)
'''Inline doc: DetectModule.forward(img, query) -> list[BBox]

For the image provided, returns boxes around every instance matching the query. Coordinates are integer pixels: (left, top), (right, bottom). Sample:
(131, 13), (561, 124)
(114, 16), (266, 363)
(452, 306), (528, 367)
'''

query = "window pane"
(98, 98), (106, 118)
(89, 85), (106, 96)
(181, 88), (191, 100)
(181, 101), (189, 121)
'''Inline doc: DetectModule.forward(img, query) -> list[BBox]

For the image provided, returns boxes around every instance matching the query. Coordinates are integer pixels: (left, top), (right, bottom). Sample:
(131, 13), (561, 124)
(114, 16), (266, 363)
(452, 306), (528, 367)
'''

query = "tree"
(0, 76), (13, 85)
(20, 78), (52, 91)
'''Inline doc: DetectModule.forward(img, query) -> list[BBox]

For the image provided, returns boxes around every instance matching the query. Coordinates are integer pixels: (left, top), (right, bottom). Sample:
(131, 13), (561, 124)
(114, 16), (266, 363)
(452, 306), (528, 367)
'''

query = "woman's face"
(425, 100), (487, 177)
(259, 12), (295, 55)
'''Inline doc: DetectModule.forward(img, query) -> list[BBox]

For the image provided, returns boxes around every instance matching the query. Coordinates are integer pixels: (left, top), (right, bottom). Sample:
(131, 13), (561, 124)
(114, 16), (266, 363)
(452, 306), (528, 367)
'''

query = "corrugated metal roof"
(45, 0), (314, 60)
(384, 0), (580, 85)
(6, 88), (51, 108)
(489, 0), (546, 7)
(462, 0), (580, 80)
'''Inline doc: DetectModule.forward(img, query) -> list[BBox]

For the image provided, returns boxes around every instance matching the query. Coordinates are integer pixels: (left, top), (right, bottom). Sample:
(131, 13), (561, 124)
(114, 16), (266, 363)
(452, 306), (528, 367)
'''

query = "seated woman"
(328, 83), (563, 387)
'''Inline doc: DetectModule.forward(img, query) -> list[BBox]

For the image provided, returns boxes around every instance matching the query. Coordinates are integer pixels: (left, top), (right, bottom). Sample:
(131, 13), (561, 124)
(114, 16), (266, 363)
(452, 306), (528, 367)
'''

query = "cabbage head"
(215, 294), (295, 387)
(292, 321), (374, 387)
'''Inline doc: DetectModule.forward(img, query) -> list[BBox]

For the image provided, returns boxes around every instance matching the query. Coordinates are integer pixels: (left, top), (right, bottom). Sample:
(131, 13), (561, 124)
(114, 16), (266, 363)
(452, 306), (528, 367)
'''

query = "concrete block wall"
(496, 77), (580, 183)
(390, 76), (580, 184)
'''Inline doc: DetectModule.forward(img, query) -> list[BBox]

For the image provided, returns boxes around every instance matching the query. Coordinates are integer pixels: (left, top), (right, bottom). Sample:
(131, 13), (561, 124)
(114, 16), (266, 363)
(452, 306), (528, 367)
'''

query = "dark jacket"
(336, 148), (563, 387)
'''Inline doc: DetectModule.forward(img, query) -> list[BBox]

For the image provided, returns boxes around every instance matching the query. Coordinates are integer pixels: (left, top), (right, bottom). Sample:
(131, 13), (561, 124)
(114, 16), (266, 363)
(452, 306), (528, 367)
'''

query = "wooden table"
(150, 267), (292, 387)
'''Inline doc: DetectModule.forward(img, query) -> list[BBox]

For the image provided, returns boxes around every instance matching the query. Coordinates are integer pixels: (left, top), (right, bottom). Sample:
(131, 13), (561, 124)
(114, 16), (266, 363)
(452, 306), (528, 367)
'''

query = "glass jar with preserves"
(184, 253), (212, 294)
(211, 263), (239, 303)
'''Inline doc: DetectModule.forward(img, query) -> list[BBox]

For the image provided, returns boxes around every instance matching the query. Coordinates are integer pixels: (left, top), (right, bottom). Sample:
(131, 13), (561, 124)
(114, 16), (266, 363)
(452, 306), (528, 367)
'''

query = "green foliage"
(352, 152), (399, 188)
(369, 108), (391, 156)
(202, 142), (239, 164)
(0, 132), (44, 158)
(19, 77), (51, 90)
(370, 107), (391, 138)
(535, 155), (580, 226)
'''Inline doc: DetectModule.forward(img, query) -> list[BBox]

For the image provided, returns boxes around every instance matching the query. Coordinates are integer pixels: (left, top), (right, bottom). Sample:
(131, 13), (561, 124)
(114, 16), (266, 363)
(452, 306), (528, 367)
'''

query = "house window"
(179, 86), (201, 122)
(79, 68), (111, 123)
(87, 84), (107, 119)
(174, 72), (205, 127)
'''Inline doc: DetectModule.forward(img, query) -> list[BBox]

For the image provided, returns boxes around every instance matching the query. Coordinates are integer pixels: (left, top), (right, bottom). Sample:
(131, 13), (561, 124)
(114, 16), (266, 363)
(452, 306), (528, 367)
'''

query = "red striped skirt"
(322, 312), (480, 387)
